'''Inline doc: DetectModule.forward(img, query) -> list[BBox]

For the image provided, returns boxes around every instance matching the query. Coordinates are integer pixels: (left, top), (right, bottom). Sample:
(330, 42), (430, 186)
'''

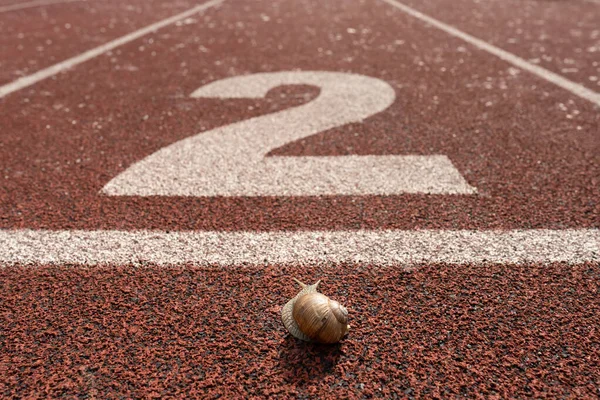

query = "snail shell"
(281, 278), (350, 344)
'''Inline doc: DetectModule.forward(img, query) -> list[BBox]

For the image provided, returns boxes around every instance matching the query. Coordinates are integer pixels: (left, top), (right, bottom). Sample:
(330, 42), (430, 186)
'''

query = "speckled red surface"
(1, 0), (598, 232)
(0, 0), (203, 85)
(396, 0), (600, 91)
(1, 263), (599, 398)
(1, 0), (599, 397)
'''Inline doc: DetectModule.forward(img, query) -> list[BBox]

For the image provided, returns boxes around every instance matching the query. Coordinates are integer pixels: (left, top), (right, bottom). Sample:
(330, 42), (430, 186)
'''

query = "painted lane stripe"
(380, 0), (600, 107)
(1, 229), (598, 266)
(0, 0), (86, 13)
(0, 0), (224, 98)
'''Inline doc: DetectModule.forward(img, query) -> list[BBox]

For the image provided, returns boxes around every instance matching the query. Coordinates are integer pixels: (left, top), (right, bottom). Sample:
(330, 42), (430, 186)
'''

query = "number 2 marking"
(102, 71), (476, 196)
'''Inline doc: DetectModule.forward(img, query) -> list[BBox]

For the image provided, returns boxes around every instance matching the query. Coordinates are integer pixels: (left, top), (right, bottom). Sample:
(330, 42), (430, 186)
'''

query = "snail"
(281, 278), (350, 344)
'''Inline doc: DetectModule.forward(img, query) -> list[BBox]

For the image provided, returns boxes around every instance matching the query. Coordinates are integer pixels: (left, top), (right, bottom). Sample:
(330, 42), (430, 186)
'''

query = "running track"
(1, 0), (599, 397)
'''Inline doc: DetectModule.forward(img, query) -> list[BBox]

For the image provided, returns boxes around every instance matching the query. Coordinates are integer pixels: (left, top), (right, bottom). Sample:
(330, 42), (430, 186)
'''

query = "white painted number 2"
(102, 71), (476, 196)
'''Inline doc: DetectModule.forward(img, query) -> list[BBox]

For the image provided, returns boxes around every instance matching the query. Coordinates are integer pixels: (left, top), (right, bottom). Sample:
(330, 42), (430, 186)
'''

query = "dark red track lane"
(0, 0), (204, 85)
(1, 0), (598, 232)
(0, 0), (33, 6)
(1, 262), (599, 398)
(1, 0), (599, 397)
(397, 0), (600, 91)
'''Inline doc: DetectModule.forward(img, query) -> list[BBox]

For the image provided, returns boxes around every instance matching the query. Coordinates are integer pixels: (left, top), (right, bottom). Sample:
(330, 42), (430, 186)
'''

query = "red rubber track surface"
(397, 0), (600, 91)
(1, 0), (599, 397)
(0, 0), (39, 6)
(0, 0), (207, 86)
(2, 263), (599, 398)
(0, 0), (598, 231)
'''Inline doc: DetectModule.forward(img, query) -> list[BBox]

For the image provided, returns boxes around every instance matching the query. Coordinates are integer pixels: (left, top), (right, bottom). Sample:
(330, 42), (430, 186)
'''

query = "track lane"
(0, 0), (217, 86)
(1, 262), (599, 397)
(391, 0), (600, 92)
(0, 0), (88, 14)
(380, 0), (600, 106)
(1, 0), (598, 397)
(0, 0), (597, 232)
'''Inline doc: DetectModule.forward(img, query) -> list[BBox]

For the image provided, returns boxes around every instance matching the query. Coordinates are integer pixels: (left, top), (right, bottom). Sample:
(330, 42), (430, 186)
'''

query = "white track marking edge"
(380, 0), (600, 107)
(0, 0), (224, 98)
(0, 0), (86, 13)
(1, 229), (598, 266)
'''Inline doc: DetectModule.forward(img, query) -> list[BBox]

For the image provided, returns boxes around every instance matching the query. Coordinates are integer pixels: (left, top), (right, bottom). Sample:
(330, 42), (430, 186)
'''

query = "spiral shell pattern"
(281, 279), (320, 342)
(281, 278), (349, 344)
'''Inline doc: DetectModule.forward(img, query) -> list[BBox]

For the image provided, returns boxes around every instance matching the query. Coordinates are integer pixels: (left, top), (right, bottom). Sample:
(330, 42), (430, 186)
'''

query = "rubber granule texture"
(1, 262), (599, 398)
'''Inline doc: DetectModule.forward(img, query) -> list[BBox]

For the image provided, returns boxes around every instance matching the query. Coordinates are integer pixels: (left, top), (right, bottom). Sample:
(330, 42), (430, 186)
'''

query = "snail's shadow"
(277, 334), (345, 384)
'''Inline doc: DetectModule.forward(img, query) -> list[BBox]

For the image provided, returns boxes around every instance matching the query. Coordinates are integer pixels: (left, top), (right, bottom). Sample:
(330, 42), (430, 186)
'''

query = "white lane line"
(379, 0), (600, 107)
(1, 229), (598, 266)
(0, 0), (224, 98)
(0, 0), (85, 13)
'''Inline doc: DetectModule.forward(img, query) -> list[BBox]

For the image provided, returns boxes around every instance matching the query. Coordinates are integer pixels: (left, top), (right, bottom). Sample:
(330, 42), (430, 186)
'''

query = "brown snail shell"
(281, 278), (350, 344)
